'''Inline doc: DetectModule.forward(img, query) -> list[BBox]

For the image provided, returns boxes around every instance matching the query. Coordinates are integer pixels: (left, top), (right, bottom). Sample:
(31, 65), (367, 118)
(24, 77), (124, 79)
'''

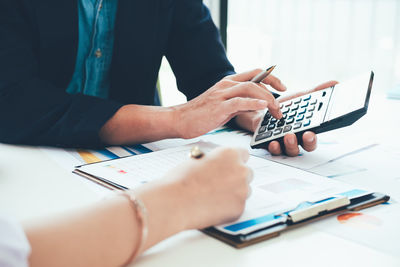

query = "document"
(312, 203), (400, 257)
(75, 141), (372, 235)
(143, 127), (375, 171)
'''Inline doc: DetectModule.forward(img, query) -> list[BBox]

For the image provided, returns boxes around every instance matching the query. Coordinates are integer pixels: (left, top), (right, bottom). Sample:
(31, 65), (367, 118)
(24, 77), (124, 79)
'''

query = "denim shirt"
(66, 0), (118, 99)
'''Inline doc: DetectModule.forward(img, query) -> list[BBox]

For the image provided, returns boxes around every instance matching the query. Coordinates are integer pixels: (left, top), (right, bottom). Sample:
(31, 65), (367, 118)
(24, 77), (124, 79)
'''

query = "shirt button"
(95, 49), (102, 58)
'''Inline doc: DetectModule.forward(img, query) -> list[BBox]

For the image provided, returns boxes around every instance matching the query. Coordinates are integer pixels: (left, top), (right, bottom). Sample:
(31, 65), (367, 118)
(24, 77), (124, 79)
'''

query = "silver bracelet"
(118, 190), (148, 264)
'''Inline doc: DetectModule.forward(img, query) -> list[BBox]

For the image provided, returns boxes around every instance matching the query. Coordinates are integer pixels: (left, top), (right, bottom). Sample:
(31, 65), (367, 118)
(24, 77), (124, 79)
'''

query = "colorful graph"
(73, 145), (152, 164)
(337, 212), (382, 229)
(77, 149), (102, 164)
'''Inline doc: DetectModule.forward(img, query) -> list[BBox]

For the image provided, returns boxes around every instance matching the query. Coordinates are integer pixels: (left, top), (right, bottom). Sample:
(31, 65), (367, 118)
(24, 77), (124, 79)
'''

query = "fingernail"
(288, 137), (295, 145)
(307, 135), (315, 143)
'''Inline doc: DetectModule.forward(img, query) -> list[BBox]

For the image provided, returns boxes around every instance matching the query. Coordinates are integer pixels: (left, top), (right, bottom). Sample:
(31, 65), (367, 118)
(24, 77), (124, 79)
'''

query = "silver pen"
(251, 65), (276, 83)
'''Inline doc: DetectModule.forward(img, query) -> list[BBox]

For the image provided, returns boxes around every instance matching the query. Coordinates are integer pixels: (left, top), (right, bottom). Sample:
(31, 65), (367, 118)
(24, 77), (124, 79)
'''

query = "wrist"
(99, 104), (181, 145)
(133, 179), (189, 247)
(159, 105), (181, 139)
(163, 180), (190, 231)
(168, 104), (186, 139)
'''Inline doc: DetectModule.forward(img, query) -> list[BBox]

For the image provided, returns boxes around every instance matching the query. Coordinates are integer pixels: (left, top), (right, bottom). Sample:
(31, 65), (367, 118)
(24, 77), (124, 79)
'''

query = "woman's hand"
(161, 147), (252, 230)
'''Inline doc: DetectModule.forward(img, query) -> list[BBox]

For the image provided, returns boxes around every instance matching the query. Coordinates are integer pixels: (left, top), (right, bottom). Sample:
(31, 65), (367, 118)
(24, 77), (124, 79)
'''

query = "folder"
(73, 142), (390, 248)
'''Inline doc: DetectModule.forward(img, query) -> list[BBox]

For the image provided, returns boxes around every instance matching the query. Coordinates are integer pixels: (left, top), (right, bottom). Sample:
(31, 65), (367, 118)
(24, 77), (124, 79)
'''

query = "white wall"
(227, 0), (400, 95)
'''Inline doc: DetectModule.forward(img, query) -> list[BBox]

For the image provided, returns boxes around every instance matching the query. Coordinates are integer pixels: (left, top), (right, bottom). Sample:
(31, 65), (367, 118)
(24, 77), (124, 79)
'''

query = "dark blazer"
(0, 0), (234, 148)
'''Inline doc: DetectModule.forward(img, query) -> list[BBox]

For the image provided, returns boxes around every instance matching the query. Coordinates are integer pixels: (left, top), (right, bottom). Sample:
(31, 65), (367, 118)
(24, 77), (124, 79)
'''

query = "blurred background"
(159, 0), (400, 106)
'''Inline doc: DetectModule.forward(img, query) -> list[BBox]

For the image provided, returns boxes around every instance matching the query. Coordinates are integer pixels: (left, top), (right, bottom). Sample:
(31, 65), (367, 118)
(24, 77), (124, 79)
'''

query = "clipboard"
(72, 142), (390, 249)
(202, 192), (389, 248)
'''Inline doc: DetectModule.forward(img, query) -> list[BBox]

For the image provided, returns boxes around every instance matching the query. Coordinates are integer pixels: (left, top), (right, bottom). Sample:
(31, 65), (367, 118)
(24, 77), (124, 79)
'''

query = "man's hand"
(234, 73), (338, 156)
(172, 69), (287, 139)
(100, 69), (288, 145)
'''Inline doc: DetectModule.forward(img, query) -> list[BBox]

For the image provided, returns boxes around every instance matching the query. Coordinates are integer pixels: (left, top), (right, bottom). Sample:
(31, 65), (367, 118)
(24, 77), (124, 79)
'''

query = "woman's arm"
(24, 147), (251, 267)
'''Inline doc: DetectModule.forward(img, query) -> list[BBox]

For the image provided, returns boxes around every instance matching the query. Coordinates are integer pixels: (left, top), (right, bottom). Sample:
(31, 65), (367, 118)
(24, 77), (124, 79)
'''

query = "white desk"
(1, 94), (399, 267)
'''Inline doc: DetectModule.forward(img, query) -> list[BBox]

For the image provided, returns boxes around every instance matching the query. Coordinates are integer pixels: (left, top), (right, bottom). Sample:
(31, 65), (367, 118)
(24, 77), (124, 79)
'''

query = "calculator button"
(291, 104), (299, 111)
(293, 122), (302, 129)
(283, 114), (288, 120)
(258, 126), (267, 133)
(285, 101), (293, 107)
(255, 131), (273, 141)
(261, 119), (269, 126)
(270, 118), (277, 123)
(286, 117), (295, 124)
(303, 119), (311, 127)
(318, 102), (323, 111)
(265, 112), (272, 120)
(305, 112), (313, 119)
(288, 111), (297, 118)
(273, 128), (283, 135)
(303, 95), (311, 101)
(308, 106), (315, 112)
(300, 102), (309, 108)
(283, 125), (292, 133)
(281, 107), (290, 114)
(294, 98), (301, 104)
(277, 119), (285, 127)
(298, 108), (306, 114)
(310, 99), (317, 105)
(267, 124), (276, 130)
(296, 114), (304, 121)
(280, 103), (284, 108)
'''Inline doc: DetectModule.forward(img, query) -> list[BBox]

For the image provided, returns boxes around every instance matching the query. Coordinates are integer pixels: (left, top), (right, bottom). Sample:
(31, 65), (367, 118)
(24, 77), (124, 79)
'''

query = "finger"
(283, 133), (300, 157)
(262, 75), (287, 92)
(246, 168), (254, 184)
(301, 131), (317, 152)
(221, 97), (268, 115)
(268, 141), (282, 155)
(215, 79), (240, 89)
(247, 186), (252, 199)
(234, 111), (263, 133)
(223, 82), (270, 100)
(236, 148), (250, 163)
(224, 69), (264, 82)
(223, 83), (282, 119)
(312, 80), (338, 92)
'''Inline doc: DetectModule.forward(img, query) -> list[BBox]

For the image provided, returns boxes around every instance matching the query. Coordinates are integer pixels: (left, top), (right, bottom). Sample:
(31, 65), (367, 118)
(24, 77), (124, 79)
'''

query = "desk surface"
(1, 94), (399, 267)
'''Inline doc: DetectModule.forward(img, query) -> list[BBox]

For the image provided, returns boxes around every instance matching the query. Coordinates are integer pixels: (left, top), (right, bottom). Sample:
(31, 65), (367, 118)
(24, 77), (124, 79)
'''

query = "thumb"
(235, 148), (249, 163)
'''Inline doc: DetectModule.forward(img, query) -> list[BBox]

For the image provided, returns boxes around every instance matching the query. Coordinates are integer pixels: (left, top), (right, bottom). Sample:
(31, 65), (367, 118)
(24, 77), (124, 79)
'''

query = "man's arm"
(0, 1), (281, 148)
(165, 0), (235, 100)
(0, 0), (123, 148)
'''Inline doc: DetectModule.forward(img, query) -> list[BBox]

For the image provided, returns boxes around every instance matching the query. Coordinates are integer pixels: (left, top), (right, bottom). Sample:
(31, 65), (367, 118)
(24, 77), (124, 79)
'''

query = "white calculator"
(251, 72), (374, 149)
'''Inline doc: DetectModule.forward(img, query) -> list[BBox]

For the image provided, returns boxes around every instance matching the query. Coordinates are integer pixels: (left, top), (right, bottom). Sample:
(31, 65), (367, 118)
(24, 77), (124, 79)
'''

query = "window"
(159, 1), (222, 106)
(227, 0), (400, 97)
